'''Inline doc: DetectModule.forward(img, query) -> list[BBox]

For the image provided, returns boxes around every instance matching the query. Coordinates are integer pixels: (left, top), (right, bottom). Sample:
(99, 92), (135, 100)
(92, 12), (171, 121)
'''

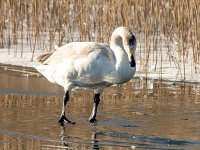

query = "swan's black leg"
(58, 91), (75, 125)
(89, 94), (101, 123)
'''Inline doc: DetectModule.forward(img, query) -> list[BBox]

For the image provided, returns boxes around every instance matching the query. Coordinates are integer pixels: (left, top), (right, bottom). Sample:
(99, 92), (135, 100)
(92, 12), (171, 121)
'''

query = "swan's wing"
(40, 42), (114, 65)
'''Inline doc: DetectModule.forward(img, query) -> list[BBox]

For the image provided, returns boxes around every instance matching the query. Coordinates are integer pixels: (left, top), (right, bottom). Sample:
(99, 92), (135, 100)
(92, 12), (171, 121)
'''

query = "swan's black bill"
(130, 55), (136, 67)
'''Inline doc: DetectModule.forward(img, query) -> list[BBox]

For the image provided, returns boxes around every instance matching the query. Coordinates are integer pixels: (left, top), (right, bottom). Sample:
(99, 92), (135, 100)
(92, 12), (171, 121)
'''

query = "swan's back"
(37, 42), (114, 65)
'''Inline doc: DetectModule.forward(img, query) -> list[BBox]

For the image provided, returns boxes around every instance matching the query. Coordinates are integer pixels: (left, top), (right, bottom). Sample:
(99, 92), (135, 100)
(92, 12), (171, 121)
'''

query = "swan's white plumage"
(35, 27), (136, 92)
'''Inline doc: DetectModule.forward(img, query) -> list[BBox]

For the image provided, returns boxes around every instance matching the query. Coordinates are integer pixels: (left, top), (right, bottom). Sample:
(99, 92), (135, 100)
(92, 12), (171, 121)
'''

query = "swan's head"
(122, 28), (137, 68)
(125, 32), (136, 67)
(110, 27), (137, 68)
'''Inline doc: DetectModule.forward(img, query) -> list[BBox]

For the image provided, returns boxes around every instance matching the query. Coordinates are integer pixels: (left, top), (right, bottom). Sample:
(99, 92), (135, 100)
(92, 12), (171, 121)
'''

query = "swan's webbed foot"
(58, 115), (75, 126)
(88, 117), (97, 123)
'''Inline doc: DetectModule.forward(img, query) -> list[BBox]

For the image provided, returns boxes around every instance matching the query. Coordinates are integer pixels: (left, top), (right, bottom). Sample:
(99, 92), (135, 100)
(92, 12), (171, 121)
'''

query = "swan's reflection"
(91, 131), (99, 150)
(60, 125), (99, 150)
(60, 126), (70, 149)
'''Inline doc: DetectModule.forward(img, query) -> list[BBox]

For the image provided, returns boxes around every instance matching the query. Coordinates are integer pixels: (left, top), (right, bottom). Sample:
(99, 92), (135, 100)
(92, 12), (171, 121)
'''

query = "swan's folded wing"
(38, 42), (115, 65)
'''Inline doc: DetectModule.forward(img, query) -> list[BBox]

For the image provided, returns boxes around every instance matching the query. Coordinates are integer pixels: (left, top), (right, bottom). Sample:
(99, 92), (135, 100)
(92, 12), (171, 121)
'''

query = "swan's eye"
(129, 35), (136, 49)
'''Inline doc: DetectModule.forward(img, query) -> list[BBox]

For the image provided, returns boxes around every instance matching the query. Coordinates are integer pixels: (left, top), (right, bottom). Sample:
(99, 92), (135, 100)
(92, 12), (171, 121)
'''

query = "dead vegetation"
(0, 0), (199, 75)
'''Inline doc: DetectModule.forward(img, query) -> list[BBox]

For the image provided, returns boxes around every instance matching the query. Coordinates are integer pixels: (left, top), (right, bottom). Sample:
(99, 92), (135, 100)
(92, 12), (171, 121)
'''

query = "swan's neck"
(110, 30), (129, 69)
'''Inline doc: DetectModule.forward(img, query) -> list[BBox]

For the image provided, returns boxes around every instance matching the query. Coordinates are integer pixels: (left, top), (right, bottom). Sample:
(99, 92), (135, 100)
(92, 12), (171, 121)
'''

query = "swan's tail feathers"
(35, 65), (55, 83)
(35, 52), (53, 64)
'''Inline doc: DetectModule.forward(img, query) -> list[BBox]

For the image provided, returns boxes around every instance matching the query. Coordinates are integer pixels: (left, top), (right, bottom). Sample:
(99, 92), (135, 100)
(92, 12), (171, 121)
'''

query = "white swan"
(35, 27), (136, 125)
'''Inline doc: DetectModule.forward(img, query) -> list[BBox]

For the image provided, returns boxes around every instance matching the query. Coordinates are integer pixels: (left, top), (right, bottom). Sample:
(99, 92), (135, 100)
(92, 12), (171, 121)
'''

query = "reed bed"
(0, 0), (199, 79)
